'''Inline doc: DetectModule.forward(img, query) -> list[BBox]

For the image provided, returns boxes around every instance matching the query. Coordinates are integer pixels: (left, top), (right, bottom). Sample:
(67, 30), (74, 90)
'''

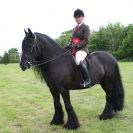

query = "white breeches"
(75, 50), (87, 65)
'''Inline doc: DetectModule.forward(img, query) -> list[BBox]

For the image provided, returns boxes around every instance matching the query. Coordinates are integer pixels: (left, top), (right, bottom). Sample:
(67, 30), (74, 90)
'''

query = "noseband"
(30, 34), (41, 54)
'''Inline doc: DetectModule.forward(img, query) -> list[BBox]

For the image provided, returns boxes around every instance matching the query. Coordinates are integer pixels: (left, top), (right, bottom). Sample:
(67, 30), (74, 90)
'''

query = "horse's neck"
(43, 43), (65, 58)
(46, 44), (65, 55)
(36, 33), (66, 59)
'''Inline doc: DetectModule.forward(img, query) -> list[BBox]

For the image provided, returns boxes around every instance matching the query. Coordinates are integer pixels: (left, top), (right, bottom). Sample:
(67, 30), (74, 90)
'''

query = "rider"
(65, 9), (91, 88)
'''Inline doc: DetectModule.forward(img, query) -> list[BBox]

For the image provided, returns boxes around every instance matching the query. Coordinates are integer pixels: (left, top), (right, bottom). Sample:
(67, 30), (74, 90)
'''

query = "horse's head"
(20, 28), (65, 71)
(20, 28), (40, 71)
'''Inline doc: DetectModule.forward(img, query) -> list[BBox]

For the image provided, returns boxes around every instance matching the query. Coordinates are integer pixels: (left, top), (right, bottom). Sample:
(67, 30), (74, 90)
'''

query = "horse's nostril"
(19, 61), (31, 71)
(22, 67), (26, 71)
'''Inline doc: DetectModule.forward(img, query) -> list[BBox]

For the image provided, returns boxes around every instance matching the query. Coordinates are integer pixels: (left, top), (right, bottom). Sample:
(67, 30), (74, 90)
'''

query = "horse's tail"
(111, 64), (124, 112)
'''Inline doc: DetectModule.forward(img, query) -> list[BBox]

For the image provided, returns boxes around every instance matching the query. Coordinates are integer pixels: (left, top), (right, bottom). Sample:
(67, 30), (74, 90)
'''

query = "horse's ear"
(27, 28), (35, 39)
(24, 29), (28, 36)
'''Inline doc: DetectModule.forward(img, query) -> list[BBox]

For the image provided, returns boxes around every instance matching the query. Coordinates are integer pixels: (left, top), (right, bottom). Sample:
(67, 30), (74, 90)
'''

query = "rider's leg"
(75, 51), (91, 88)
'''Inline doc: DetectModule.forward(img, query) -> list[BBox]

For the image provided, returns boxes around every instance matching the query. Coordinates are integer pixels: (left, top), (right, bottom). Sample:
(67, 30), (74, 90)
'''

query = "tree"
(114, 24), (133, 59)
(121, 30), (133, 58)
(8, 48), (20, 63)
(89, 27), (109, 51)
(90, 23), (125, 53)
(105, 23), (125, 52)
(2, 52), (9, 65)
(0, 55), (2, 64)
(56, 30), (72, 47)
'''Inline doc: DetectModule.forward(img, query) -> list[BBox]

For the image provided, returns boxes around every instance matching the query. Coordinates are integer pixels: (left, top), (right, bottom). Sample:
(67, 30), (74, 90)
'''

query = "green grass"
(0, 62), (133, 133)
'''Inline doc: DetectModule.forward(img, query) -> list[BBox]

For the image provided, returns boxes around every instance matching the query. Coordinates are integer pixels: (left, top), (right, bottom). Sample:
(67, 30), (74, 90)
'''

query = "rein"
(26, 34), (70, 67)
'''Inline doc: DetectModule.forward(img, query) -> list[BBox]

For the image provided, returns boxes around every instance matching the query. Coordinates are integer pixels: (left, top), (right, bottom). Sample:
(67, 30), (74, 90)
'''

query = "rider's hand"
(70, 44), (76, 49)
(64, 44), (71, 50)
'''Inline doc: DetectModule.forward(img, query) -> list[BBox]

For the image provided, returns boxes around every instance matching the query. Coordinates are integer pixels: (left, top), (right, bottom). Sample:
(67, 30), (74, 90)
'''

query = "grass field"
(0, 62), (133, 133)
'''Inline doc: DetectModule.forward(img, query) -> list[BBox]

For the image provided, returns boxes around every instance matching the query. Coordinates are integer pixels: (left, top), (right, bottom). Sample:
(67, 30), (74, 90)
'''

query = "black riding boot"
(78, 61), (91, 88)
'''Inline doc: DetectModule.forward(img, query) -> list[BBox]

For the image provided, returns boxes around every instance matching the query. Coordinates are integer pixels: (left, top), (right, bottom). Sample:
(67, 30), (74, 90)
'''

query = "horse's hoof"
(63, 122), (80, 130)
(50, 119), (64, 125)
(99, 113), (114, 120)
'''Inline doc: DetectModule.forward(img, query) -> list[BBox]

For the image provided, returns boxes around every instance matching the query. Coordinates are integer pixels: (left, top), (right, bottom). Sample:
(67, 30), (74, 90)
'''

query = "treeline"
(56, 22), (133, 60)
(0, 48), (20, 64)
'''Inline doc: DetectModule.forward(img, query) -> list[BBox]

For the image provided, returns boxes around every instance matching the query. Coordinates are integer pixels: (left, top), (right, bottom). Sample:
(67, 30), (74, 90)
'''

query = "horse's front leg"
(60, 88), (80, 129)
(49, 87), (64, 125)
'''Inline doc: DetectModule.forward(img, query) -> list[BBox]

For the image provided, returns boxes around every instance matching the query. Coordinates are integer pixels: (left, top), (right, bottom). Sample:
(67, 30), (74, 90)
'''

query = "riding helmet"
(73, 9), (85, 18)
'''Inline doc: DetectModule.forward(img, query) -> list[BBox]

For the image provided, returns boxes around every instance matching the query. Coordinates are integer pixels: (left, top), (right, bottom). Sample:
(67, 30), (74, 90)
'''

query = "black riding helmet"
(73, 9), (85, 18)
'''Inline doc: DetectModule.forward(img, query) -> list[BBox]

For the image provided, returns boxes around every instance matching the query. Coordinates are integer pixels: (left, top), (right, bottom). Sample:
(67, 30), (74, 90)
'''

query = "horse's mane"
(35, 32), (63, 49)
(32, 32), (67, 83)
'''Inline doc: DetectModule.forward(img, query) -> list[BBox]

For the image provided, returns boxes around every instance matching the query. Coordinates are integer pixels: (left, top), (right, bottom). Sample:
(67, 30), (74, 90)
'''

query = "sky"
(0, 0), (133, 56)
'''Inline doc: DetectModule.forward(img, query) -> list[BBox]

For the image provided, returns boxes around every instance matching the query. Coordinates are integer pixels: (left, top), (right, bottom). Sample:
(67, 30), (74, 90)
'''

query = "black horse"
(20, 28), (124, 129)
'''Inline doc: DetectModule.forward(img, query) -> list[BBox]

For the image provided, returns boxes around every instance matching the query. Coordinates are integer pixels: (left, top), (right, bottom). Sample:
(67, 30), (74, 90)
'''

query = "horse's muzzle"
(20, 61), (31, 71)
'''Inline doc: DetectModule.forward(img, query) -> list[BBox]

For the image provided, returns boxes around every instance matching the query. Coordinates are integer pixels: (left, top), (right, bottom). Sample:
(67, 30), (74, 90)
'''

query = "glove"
(64, 44), (71, 50)
(70, 44), (76, 49)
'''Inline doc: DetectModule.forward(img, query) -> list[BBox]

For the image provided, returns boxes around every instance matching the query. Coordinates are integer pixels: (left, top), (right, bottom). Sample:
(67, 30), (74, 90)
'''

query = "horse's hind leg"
(100, 79), (115, 120)
(50, 87), (64, 125)
(60, 88), (80, 129)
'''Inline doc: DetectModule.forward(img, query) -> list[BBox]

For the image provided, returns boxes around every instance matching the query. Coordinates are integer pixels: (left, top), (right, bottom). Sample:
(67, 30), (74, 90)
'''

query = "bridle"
(25, 34), (70, 67)
(30, 33), (41, 54)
